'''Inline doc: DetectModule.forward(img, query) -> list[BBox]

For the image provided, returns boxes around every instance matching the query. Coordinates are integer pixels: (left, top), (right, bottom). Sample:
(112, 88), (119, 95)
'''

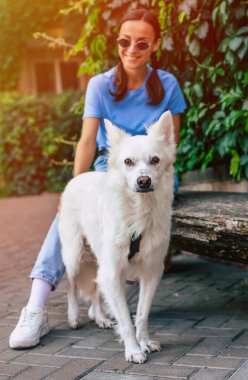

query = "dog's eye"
(124, 158), (134, 166)
(150, 156), (160, 165)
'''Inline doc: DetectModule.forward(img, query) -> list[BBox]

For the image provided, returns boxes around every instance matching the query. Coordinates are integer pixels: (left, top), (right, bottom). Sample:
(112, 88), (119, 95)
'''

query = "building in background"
(18, 24), (87, 95)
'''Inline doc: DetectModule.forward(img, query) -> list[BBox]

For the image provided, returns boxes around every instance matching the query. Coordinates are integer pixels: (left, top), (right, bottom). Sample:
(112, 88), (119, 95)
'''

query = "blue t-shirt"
(83, 65), (186, 149)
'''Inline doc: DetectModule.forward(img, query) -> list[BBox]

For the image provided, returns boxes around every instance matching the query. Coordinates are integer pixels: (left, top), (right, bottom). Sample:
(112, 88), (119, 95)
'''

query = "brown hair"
(110, 9), (165, 105)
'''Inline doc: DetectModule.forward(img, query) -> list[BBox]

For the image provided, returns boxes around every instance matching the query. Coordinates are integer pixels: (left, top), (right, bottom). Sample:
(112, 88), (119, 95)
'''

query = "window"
(60, 62), (79, 90)
(35, 62), (55, 93)
(34, 61), (79, 94)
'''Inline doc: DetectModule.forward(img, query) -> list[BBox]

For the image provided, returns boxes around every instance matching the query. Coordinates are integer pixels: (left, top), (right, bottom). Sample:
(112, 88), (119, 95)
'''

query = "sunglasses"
(117, 38), (152, 51)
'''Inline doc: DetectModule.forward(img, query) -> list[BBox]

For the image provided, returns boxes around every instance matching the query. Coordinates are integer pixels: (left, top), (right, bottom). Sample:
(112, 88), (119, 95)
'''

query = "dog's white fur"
(59, 111), (176, 363)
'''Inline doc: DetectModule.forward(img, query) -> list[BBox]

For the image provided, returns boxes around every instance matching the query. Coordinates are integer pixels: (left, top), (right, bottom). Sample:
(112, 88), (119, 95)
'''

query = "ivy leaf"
(238, 42), (248, 60)
(218, 134), (236, 157)
(195, 21), (209, 39)
(225, 50), (235, 65)
(237, 26), (248, 35)
(162, 35), (174, 51)
(193, 83), (203, 98)
(242, 99), (248, 110)
(230, 151), (241, 179)
(220, 1), (228, 24)
(102, 10), (111, 20)
(178, 11), (186, 24)
(189, 38), (200, 56)
(219, 37), (230, 53)
(213, 111), (225, 119)
(240, 154), (248, 166)
(229, 37), (243, 51)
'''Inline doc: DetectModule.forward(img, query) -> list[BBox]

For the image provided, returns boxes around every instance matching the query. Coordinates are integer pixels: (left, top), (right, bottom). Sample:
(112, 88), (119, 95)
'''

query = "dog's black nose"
(137, 176), (151, 189)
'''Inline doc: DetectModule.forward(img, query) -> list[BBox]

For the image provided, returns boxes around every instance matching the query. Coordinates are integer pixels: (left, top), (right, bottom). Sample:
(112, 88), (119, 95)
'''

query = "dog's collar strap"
(128, 234), (142, 261)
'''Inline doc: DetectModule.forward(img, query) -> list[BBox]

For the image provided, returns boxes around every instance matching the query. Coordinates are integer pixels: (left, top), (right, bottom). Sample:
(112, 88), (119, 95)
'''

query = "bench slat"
(171, 192), (248, 264)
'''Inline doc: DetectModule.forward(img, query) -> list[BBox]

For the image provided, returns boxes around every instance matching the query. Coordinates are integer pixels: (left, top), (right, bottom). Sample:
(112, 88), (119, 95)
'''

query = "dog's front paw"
(125, 349), (147, 364)
(68, 317), (80, 329)
(139, 339), (161, 353)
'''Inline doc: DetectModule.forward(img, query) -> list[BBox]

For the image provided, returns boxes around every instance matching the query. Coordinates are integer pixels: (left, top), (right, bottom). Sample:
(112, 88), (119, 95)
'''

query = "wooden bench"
(171, 191), (248, 265)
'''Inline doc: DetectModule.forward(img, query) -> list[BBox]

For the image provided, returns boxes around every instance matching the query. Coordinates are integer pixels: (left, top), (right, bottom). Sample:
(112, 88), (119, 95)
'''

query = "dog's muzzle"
(136, 176), (153, 193)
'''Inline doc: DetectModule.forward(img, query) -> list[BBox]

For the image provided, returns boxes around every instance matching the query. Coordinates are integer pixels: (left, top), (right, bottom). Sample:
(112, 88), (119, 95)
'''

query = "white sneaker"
(9, 306), (50, 349)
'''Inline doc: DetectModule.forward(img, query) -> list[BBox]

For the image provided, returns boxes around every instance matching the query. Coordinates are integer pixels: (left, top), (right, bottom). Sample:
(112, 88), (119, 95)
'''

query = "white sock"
(27, 278), (52, 310)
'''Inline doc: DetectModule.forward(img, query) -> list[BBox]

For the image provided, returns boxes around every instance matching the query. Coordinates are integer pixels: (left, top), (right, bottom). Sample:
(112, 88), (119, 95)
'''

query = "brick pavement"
(0, 193), (247, 380)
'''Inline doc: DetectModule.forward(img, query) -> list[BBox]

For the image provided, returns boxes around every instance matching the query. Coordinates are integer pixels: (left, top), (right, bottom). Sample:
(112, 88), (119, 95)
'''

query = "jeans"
(30, 154), (178, 288)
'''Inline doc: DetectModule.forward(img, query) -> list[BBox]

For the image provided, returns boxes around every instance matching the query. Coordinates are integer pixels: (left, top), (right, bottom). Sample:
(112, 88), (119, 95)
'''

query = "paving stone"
(9, 366), (57, 380)
(72, 330), (112, 349)
(0, 362), (28, 376)
(12, 352), (73, 367)
(194, 315), (231, 328)
(220, 346), (248, 358)
(174, 354), (242, 369)
(232, 332), (248, 347)
(57, 346), (116, 359)
(187, 337), (232, 356)
(229, 360), (248, 379)
(147, 344), (191, 365)
(156, 320), (196, 335)
(84, 372), (152, 380)
(95, 352), (132, 372)
(190, 367), (234, 379)
(221, 318), (248, 329)
(126, 363), (196, 378)
(0, 349), (26, 362)
(29, 336), (80, 355)
(42, 358), (102, 379)
(94, 337), (124, 351)
(182, 327), (239, 338)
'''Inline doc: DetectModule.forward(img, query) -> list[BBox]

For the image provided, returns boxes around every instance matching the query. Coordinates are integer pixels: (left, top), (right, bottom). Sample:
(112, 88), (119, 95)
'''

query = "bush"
(41, 91), (84, 193)
(0, 91), (83, 196)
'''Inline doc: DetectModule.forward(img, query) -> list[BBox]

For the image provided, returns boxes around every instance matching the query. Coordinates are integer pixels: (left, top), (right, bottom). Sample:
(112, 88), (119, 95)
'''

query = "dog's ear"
(104, 119), (130, 147)
(147, 111), (175, 145)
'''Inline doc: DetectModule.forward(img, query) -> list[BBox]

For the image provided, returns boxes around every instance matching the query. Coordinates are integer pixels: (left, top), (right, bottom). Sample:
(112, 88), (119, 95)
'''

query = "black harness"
(128, 234), (142, 261)
(96, 147), (142, 262)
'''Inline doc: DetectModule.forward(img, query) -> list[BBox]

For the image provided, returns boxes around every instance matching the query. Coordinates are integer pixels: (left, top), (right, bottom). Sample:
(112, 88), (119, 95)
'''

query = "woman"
(9, 8), (186, 349)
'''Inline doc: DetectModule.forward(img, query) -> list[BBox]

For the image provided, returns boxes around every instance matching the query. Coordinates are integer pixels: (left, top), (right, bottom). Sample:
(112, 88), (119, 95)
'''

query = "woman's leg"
(9, 213), (65, 349)
(27, 279), (52, 310)
(29, 213), (65, 292)
(10, 156), (108, 349)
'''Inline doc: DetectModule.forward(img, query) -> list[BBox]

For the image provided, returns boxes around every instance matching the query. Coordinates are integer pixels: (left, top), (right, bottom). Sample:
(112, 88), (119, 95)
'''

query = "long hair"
(110, 9), (165, 105)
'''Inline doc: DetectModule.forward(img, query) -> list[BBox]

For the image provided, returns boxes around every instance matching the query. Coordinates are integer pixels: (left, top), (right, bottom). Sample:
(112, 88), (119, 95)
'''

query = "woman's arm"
(74, 117), (100, 177)
(172, 114), (180, 146)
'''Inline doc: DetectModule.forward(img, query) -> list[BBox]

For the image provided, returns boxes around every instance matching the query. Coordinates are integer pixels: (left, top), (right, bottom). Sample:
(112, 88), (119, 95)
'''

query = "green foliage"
(62, 0), (248, 180)
(175, 0), (248, 180)
(1, 0), (247, 190)
(0, 91), (83, 196)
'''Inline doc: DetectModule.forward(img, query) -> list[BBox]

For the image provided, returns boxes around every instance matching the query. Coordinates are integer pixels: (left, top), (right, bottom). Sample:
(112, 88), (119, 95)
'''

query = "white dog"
(59, 110), (176, 363)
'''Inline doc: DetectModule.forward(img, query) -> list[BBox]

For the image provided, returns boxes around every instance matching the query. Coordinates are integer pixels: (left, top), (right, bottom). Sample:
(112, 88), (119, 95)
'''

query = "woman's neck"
(126, 66), (148, 90)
